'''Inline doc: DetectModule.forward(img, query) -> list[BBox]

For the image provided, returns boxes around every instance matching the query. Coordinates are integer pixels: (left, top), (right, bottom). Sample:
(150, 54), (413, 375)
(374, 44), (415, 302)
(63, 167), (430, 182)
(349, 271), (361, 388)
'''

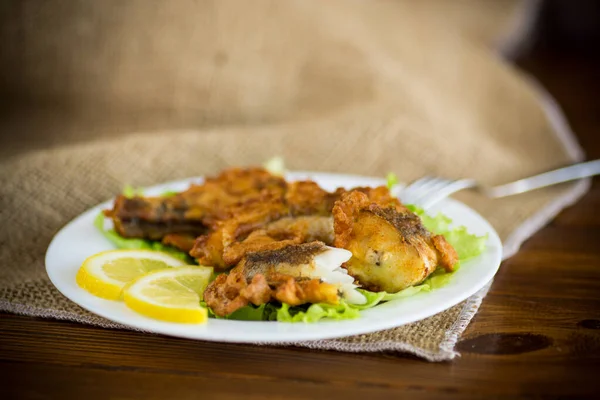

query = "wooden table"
(2, 53), (600, 400)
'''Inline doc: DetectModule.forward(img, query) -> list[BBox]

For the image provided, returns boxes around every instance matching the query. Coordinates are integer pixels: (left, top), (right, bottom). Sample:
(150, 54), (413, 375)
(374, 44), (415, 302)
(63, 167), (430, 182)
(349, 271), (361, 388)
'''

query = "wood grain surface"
(2, 51), (600, 400)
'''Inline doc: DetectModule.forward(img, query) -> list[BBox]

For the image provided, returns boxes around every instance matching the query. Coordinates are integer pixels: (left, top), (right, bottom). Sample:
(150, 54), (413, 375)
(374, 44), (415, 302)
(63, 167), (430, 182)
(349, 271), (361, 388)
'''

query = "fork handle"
(488, 159), (600, 198)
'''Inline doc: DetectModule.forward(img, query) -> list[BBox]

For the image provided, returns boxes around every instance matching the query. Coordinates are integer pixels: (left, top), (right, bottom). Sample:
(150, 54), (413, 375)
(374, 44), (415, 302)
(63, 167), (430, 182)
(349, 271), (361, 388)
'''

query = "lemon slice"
(76, 250), (187, 300)
(123, 266), (213, 323)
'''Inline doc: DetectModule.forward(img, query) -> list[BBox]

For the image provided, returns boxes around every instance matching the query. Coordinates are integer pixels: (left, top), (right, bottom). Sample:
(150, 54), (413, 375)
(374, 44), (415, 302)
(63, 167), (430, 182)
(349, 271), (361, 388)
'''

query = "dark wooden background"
(2, 3), (600, 399)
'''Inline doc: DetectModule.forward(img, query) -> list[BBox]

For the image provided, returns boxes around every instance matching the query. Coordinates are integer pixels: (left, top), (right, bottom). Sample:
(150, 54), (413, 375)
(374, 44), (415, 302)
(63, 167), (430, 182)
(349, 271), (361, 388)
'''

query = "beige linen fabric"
(0, 0), (587, 360)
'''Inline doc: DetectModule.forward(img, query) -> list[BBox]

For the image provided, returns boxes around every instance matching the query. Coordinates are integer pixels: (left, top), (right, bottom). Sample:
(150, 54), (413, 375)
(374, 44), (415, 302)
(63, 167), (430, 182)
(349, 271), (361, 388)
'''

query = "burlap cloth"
(0, 1), (589, 361)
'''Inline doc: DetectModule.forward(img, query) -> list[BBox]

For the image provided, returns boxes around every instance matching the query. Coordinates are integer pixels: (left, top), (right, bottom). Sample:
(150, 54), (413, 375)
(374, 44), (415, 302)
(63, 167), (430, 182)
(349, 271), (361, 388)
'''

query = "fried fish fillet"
(189, 182), (345, 269)
(203, 241), (364, 317)
(106, 194), (207, 241)
(104, 168), (287, 241)
(221, 215), (335, 266)
(333, 190), (458, 293)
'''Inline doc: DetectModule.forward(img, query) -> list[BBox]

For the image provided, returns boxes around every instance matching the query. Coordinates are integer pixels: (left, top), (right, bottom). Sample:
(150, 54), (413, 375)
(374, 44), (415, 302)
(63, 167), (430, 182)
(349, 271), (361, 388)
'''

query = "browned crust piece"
(190, 182), (344, 269)
(104, 167), (287, 241)
(333, 190), (458, 272)
(161, 234), (197, 253)
(203, 242), (340, 317)
(431, 234), (458, 272)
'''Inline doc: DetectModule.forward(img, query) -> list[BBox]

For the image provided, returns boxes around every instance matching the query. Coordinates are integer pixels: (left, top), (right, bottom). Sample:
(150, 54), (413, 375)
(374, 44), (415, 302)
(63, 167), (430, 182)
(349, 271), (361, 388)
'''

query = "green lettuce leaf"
(386, 172), (399, 189)
(409, 204), (487, 260)
(123, 185), (179, 198)
(352, 290), (386, 310)
(203, 302), (275, 321)
(122, 185), (145, 198)
(424, 270), (454, 289)
(441, 227), (487, 260)
(274, 301), (361, 322)
(351, 271), (441, 310)
(216, 304), (269, 321)
(263, 156), (286, 176)
(209, 301), (360, 322)
(160, 190), (179, 197)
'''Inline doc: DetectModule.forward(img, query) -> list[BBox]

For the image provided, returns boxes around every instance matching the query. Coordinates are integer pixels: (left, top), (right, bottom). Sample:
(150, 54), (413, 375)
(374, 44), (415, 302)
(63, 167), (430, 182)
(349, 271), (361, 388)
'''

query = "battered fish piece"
(190, 182), (344, 268)
(333, 191), (458, 293)
(106, 194), (207, 240)
(189, 191), (290, 269)
(104, 168), (287, 240)
(161, 233), (197, 253)
(203, 242), (365, 317)
(354, 185), (407, 211)
(285, 181), (345, 216)
(222, 215), (335, 265)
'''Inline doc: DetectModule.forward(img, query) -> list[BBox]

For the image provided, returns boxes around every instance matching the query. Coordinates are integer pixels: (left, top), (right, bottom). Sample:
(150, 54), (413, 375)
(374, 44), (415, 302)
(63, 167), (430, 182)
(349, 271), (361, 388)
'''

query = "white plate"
(45, 171), (502, 343)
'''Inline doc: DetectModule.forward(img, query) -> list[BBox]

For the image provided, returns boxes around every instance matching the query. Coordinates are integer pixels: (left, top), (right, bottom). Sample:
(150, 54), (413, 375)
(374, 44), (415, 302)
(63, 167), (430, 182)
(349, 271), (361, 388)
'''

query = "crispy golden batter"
(190, 182), (342, 269)
(105, 168), (287, 240)
(221, 215), (334, 266)
(190, 192), (290, 268)
(285, 181), (346, 216)
(161, 234), (197, 253)
(204, 271), (250, 316)
(333, 190), (458, 293)
(355, 186), (407, 211)
(203, 242), (340, 316)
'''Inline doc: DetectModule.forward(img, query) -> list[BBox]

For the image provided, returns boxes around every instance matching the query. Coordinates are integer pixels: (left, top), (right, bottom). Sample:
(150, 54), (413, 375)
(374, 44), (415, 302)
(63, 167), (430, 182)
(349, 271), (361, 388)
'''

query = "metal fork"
(397, 159), (600, 209)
